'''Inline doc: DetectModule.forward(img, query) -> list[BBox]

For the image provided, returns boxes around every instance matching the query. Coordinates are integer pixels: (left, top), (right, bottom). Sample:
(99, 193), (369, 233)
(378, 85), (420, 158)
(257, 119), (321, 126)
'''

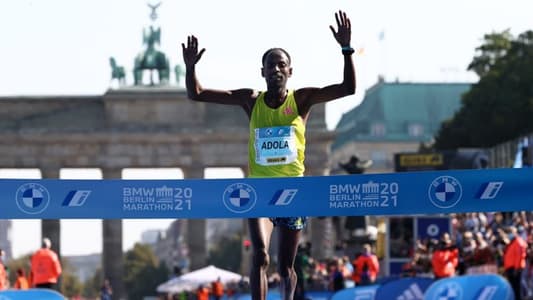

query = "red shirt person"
(30, 238), (62, 289)
(431, 233), (458, 279)
(196, 284), (210, 300)
(212, 277), (225, 300)
(14, 268), (30, 290)
(503, 227), (527, 300)
(352, 244), (380, 285)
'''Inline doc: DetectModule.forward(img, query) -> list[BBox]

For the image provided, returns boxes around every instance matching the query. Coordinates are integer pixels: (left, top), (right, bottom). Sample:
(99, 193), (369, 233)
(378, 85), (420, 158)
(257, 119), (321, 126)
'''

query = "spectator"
(401, 252), (423, 277)
(473, 232), (495, 266)
(458, 231), (477, 274)
(14, 268), (29, 290)
(0, 249), (7, 290)
(477, 213), (488, 230)
(518, 225), (528, 241)
(489, 213), (505, 234)
(211, 277), (224, 300)
(503, 226), (527, 300)
(226, 284), (236, 300)
(492, 228), (508, 267)
(100, 278), (113, 300)
(464, 213), (480, 233)
(352, 244), (379, 286)
(327, 259), (345, 291)
(431, 233), (458, 279)
(30, 237), (62, 289)
(524, 242), (533, 299)
(414, 238), (434, 276)
(196, 284), (209, 300)
(294, 245), (310, 300)
(341, 256), (354, 278)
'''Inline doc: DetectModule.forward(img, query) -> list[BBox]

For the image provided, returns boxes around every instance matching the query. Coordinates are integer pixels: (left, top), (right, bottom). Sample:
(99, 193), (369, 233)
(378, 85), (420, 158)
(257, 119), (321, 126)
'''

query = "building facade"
(332, 80), (472, 174)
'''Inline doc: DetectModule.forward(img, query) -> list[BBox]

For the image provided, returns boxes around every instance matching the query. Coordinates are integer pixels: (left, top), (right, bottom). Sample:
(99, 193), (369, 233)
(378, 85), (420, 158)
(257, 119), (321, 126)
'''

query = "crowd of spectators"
(167, 212), (533, 300)
(286, 212), (533, 299)
(403, 212), (532, 299)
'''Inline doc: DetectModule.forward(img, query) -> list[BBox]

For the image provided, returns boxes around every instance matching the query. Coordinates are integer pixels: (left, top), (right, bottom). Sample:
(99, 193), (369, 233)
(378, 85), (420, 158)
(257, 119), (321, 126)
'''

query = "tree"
(6, 254), (32, 286)
(207, 234), (242, 272)
(82, 267), (102, 299)
(124, 243), (169, 300)
(434, 30), (533, 149)
(60, 270), (83, 298)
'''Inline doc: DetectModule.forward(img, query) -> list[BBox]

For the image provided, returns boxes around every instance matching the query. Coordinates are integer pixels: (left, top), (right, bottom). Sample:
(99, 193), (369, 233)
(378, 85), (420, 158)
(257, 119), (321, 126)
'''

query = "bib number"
(254, 126), (297, 166)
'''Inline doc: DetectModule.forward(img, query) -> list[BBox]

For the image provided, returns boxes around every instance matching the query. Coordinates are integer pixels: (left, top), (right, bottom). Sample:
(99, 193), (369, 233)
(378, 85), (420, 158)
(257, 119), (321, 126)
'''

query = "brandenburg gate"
(0, 88), (334, 298)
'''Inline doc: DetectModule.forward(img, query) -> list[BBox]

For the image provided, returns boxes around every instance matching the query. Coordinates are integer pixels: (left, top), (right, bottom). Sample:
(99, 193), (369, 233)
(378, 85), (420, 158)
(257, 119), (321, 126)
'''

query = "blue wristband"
(341, 46), (355, 55)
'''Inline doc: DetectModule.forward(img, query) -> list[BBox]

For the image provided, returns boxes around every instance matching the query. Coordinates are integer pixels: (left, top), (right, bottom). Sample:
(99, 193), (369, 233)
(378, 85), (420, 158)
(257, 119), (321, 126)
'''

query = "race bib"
(254, 126), (297, 166)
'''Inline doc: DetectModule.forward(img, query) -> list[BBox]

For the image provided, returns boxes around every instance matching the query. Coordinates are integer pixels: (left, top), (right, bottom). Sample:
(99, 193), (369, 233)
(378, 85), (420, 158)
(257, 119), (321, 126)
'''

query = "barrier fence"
(0, 168), (531, 219)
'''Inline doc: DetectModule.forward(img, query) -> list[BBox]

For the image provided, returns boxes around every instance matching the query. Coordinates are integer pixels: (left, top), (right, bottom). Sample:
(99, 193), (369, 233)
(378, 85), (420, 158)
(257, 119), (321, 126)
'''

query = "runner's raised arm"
(182, 35), (256, 112)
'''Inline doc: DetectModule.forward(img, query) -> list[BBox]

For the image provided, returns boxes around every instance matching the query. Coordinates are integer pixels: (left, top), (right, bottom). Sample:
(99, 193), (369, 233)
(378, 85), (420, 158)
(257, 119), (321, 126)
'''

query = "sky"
(0, 0), (532, 257)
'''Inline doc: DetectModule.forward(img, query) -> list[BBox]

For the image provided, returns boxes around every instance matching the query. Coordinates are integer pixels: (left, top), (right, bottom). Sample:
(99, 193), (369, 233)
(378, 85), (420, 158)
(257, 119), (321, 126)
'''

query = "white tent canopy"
(157, 265), (246, 294)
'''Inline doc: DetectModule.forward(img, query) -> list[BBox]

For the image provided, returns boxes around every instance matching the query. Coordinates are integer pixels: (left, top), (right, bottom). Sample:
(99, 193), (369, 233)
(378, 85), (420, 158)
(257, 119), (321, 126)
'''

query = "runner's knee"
(253, 249), (270, 269)
(278, 264), (295, 278)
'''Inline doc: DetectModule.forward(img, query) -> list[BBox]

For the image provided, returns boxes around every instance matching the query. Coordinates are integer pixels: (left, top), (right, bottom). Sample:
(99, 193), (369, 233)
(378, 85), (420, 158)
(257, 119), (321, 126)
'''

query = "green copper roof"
(333, 81), (471, 149)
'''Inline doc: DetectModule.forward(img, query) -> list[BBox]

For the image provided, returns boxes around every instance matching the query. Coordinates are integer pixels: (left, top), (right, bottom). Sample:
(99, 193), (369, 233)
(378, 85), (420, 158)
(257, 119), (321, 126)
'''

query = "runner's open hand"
(329, 10), (351, 47)
(182, 35), (206, 67)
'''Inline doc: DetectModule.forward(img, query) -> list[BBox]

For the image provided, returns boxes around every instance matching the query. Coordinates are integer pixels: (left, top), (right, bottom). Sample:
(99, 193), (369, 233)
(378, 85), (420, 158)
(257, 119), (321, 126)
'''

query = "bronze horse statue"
(109, 57), (126, 86)
(133, 26), (170, 85)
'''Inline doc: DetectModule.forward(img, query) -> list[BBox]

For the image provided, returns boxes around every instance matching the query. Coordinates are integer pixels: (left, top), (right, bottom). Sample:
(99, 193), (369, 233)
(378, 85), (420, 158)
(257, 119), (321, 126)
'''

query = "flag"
(513, 138), (529, 168)
(378, 30), (385, 41)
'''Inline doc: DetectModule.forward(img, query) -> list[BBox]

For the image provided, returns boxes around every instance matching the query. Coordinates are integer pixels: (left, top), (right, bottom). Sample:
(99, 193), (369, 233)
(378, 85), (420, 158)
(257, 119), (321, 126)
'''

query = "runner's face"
(262, 50), (292, 89)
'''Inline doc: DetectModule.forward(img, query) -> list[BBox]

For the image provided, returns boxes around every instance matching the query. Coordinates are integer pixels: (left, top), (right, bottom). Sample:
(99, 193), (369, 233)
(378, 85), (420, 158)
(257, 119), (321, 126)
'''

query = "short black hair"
(262, 48), (291, 66)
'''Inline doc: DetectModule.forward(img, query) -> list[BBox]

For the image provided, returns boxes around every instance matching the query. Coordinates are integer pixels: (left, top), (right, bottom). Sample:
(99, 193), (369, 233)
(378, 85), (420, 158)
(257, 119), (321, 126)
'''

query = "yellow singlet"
(248, 90), (306, 177)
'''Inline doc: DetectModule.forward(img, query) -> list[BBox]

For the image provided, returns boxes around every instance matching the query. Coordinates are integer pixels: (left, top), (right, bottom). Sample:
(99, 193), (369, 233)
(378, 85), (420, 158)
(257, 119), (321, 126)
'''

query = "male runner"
(182, 10), (356, 300)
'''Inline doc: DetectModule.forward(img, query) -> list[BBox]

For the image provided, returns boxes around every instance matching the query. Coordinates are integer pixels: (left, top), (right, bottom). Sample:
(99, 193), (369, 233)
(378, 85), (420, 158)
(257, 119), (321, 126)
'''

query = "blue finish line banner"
(0, 168), (531, 219)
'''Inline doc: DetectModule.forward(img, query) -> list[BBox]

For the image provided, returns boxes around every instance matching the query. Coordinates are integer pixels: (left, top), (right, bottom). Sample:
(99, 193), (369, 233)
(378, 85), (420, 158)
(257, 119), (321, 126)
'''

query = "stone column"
(305, 167), (335, 260)
(182, 166), (206, 271)
(101, 168), (125, 300)
(40, 168), (61, 258)
(39, 167), (61, 291)
(309, 218), (335, 260)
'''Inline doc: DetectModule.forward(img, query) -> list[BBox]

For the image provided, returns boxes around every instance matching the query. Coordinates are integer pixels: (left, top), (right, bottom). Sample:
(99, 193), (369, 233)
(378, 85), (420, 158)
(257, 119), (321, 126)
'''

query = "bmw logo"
(427, 224), (440, 237)
(435, 281), (462, 299)
(428, 176), (462, 208)
(222, 183), (257, 213)
(15, 183), (50, 214)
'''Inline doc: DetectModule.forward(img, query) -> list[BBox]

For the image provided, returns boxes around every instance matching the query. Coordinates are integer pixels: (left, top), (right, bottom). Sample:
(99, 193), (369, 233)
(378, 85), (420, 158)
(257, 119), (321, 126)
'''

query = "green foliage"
(82, 268), (102, 299)
(60, 272), (83, 298)
(60, 258), (83, 298)
(124, 243), (170, 300)
(7, 254), (90, 298)
(6, 254), (32, 285)
(435, 30), (533, 149)
(467, 30), (513, 77)
(207, 234), (242, 273)
(7, 253), (109, 299)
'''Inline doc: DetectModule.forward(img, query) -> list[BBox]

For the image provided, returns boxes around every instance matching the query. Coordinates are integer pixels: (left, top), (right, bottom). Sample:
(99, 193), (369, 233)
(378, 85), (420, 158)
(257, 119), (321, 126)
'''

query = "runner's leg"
(277, 226), (302, 300)
(249, 218), (274, 300)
